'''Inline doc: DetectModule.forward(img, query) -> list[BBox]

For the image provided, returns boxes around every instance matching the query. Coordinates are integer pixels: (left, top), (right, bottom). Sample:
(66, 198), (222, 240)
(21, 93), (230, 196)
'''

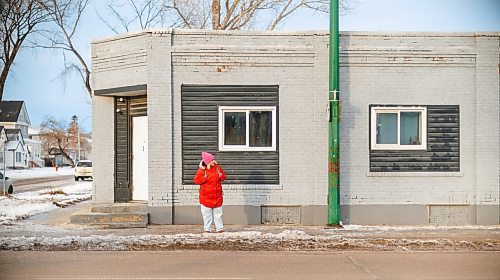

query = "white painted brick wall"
(338, 33), (498, 208)
(147, 33), (173, 207)
(92, 31), (499, 215)
(92, 33), (149, 89)
(474, 36), (500, 207)
(169, 31), (320, 207)
(91, 95), (114, 203)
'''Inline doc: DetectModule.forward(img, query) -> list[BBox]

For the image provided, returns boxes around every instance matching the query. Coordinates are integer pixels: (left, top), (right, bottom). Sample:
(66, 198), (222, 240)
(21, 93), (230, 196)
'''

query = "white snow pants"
(200, 204), (223, 232)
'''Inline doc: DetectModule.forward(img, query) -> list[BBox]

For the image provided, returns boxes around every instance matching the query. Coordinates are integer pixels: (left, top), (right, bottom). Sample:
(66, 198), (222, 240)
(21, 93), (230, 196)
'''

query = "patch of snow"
(1, 229), (498, 251)
(6, 167), (74, 180)
(0, 181), (91, 225)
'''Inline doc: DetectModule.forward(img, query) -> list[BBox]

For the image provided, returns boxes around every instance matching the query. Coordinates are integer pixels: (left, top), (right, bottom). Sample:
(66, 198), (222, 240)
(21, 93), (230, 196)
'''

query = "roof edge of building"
(91, 29), (499, 44)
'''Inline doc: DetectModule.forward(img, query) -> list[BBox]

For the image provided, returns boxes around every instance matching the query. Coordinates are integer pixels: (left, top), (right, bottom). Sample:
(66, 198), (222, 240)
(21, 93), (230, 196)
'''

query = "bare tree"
(40, 116), (78, 167)
(101, 0), (357, 32)
(0, 0), (49, 101)
(167, 0), (358, 30)
(34, 0), (93, 98)
(97, 0), (170, 34)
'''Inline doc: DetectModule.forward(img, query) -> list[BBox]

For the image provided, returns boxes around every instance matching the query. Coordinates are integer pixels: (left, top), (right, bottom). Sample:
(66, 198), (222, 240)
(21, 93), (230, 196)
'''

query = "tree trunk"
(57, 142), (75, 167)
(0, 42), (23, 101)
(0, 66), (8, 101)
(211, 0), (221, 29)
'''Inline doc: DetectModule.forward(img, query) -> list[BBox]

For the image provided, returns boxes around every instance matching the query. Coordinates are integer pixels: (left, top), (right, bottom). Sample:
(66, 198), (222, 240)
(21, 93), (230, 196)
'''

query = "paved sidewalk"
(1, 200), (499, 251)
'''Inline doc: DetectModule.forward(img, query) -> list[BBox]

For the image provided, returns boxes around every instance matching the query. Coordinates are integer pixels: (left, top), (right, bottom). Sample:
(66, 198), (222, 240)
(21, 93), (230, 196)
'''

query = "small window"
(16, 152), (22, 162)
(219, 106), (277, 151)
(371, 106), (427, 150)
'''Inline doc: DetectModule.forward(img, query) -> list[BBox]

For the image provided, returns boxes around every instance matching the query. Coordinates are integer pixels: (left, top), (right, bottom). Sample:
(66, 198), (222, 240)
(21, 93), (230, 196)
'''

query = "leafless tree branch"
(36, 0), (93, 98)
(1, 0), (49, 100)
(161, 0), (356, 30)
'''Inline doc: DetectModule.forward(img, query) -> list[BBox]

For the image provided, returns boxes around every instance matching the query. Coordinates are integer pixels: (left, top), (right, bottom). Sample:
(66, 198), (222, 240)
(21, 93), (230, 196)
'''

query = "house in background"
(0, 127), (7, 169)
(0, 101), (30, 138)
(0, 101), (42, 169)
(4, 129), (27, 169)
(26, 127), (43, 167)
(77, 132), (92, 161)
(91, 30), (499, 226)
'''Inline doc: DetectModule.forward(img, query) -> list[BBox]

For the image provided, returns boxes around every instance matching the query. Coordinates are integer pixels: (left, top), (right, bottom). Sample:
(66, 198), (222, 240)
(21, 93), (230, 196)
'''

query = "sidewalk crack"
(346, 255), (379, 279)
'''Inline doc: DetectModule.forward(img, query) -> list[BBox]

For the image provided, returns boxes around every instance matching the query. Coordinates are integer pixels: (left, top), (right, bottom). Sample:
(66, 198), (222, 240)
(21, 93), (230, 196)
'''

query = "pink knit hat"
(202, 152), (214, 164)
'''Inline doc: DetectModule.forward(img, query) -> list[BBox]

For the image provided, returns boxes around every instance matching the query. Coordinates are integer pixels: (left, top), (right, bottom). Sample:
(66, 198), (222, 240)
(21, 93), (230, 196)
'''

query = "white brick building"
(91, 30), (499, 225)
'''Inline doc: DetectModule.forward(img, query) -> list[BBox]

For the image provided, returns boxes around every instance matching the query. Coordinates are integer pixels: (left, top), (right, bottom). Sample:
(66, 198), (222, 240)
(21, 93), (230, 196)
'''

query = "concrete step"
(91, 203), (148, 214)
(70, 212), (149, 228)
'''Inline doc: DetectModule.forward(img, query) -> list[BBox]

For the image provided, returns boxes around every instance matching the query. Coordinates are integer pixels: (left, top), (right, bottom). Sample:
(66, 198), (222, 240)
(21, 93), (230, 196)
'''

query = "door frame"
(113, 95), (148, 202)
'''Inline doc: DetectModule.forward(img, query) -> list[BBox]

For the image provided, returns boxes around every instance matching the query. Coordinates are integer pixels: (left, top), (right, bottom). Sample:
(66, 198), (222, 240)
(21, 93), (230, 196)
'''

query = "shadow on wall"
(339, 33), (354, 225)
(223, 168), (267, 225)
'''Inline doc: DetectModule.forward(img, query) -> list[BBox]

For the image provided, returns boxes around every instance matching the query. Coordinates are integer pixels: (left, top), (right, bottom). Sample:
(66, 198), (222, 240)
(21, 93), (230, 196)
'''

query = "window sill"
(367, 171), (464, 177)
(180, 184), (283, 190)
(219, 147), (277, 152)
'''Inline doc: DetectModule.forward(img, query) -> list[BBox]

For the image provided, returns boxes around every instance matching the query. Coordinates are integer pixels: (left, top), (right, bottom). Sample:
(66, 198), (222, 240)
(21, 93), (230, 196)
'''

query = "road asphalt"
(12, 175), (75, 192)
(1, 251), (499, 280)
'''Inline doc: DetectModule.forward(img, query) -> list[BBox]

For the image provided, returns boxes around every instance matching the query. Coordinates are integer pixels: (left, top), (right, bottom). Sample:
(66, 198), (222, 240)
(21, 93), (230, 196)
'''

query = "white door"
(132, 116), (148, 201)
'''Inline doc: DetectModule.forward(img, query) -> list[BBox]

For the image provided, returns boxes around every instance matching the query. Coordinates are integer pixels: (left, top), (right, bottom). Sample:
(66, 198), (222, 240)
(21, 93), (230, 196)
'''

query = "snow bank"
(1, 230), (498, 251)
(0, 181), (91, 225)
(6, 167), (74, 180)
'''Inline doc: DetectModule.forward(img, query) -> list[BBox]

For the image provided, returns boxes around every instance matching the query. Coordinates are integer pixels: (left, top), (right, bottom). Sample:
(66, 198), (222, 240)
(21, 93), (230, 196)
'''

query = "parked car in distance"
(0, 172), (13, 194)
(74, 160), (93, 181)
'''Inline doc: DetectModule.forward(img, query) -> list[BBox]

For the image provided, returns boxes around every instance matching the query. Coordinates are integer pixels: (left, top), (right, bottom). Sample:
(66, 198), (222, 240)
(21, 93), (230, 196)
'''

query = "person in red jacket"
(193, 152), (226, 233)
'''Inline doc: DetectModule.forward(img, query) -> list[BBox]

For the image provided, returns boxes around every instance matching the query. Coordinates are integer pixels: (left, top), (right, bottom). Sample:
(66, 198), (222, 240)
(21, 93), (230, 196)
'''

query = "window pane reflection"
(249, 111), (272, 147)
(224, 112), (246, 145)
(400, 112), (421, 145)
(376, 113), (397, 144)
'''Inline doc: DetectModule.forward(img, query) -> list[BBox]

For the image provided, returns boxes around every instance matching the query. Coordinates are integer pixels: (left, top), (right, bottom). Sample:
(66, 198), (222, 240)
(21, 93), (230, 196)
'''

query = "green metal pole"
(327, 0), (341, 226)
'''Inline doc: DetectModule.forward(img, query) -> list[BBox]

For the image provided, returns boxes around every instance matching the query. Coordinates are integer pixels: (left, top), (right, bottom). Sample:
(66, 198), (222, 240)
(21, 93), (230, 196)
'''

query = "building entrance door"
(132, 116), (148, 201)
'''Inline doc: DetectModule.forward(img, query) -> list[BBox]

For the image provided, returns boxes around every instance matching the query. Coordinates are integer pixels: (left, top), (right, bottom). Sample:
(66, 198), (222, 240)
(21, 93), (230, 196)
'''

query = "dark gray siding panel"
(370, 105), (460, 172)
(114, 95), (147, 202)
(181, 85), (279, 185)
(114, 98), (131, 202)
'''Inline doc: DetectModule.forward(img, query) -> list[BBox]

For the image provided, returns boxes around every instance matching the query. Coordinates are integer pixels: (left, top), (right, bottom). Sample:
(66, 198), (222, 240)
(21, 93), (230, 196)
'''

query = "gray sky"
(4, 0), (500, 132)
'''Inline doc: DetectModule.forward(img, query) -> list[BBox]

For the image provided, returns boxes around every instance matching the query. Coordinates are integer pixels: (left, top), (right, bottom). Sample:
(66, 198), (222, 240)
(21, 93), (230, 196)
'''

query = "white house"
(0, 127), (7, 169)
(5, 129), (27, 169)
(27, 127), (44, 167)
(0, 101), (44, 168)
(0, 101), (30, 138)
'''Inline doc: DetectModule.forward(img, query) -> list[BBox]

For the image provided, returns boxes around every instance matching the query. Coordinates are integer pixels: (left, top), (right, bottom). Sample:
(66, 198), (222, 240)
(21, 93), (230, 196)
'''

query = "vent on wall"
(261, 206), (301, 225)
(429, 205), (470, 225)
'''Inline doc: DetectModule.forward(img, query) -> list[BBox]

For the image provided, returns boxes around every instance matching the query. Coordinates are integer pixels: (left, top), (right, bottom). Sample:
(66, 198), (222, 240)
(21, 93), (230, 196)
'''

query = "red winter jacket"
(193, 164), (226, 208)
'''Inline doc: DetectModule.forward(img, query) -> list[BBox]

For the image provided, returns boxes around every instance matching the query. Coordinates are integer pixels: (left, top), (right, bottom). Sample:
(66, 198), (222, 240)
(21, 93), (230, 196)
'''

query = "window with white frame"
(371, 106), (427, 150)
(16, 152), (22, 162)
(219, 106), (277, 151)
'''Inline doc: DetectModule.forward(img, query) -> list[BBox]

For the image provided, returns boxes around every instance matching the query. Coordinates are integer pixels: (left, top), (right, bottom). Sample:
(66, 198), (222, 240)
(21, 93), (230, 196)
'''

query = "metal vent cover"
(261, 206), (301, 225)
(429, 205), (470, 225)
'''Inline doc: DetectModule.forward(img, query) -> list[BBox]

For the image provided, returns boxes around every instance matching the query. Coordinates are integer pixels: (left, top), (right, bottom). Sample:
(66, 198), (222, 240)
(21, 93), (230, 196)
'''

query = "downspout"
(327, 0), (341, 225)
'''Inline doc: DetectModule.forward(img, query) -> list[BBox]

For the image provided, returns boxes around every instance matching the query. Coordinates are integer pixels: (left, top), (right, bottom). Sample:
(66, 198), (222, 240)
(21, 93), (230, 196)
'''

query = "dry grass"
(41, 189), (67, 196)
